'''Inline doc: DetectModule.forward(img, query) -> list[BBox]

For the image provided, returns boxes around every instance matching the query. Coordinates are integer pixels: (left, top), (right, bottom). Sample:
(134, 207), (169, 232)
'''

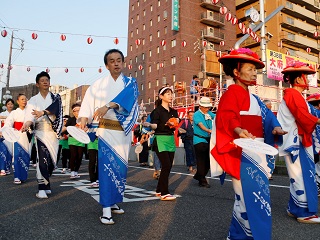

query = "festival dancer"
(307, 93), (320, 197)
(150, 86), (179, 201)
(3, 94), (31, 184)
(277, 62), (320, 223)
(0, 98), (15, 176)
(21, 71), (63, 199)
(78, 49), (139, 225)
(211, 48), (286, 240)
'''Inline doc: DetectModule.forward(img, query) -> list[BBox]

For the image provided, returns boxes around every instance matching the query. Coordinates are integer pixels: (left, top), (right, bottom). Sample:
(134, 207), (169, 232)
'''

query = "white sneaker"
(297, 215), (320, 223)
(61, 168), (66, 174)
(36, 190), (48, 199)
(160, 194), (176, 201)
(70, 171), (76, 179)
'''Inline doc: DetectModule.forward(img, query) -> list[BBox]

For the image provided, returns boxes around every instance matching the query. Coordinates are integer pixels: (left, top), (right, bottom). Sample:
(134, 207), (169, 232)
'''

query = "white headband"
(159, 86), (173, 95)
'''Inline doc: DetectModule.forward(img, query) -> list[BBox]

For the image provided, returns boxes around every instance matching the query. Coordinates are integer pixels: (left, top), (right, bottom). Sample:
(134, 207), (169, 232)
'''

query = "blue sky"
(0, 0), (129, 89)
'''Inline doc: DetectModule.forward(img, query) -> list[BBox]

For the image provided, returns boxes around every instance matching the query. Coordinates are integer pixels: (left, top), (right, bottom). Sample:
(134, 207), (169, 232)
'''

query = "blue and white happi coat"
(78, 74), (139, 207)
(278, 101), (318, 218)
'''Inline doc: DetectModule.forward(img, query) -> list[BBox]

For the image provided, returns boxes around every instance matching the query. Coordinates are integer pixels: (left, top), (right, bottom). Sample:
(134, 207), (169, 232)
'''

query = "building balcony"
(281, 0), (320, 26)
(200, 0), (223, 12)
(295, 50), (319, 63)
(200, 11), (225, 28)
(202, 27), (225, 44)
(281, 32), (320, 53)
(236, 0), (258, 10)
(289, 0), (320, 13)
(240, 37), (260, 48)
(280, 14), (316, 39)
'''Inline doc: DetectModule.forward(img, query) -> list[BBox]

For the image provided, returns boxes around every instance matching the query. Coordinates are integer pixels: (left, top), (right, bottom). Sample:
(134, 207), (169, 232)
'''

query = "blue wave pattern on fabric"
(14, 142), (30, 181)
(0, 139), (12, 172)
(98, 137), (128, 207)
(112, 76), (139, 136)
(87, 122), (98, 142)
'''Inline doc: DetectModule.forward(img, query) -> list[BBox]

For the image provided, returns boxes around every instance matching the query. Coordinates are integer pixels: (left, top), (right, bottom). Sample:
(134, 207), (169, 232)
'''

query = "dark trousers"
(88, 149), (98, 183)
(56, 145), (62, 165)
(139, 141), (149, 163)
(183, 139), (196, 167)
(154, 140), (174, 195)
(31, 144), (37, 164)
(61, 149), (70, 168)
(194, 142), (210, 184)
(69, 145), (83, 172)
(36, 139), (54, 190)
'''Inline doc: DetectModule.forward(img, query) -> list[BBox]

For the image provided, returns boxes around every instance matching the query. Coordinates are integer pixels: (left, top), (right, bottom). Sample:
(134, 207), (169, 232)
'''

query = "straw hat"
(199, 97), (212, 107)
(218, 48), (265, 69)
(281, 62), (316, 75)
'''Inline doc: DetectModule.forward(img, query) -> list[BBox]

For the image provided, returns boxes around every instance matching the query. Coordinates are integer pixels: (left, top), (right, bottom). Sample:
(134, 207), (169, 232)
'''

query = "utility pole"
(5, 31), (13, 91)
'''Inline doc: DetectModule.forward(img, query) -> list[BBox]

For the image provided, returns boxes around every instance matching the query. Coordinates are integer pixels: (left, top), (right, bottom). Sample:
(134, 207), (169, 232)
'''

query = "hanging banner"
(171, 0), (179, 31)
(266, 49), (318, 87)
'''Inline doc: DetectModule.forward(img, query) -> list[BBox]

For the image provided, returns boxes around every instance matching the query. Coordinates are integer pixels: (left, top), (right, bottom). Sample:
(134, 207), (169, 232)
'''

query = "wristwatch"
(105, 103), (110, 108)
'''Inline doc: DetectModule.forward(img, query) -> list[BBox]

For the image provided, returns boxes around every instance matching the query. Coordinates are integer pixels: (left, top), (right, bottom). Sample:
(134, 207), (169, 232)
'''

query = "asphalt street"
(0, 159), (320, 240)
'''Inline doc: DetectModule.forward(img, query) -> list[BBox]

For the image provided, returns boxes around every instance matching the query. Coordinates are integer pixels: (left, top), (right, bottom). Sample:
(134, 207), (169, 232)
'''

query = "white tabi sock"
(71, 171), (75, 177)
(102, 207), (112, 218)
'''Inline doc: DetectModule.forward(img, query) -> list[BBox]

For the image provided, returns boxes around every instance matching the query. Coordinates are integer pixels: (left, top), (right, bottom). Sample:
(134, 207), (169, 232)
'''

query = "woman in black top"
(151, 86), (179, 201)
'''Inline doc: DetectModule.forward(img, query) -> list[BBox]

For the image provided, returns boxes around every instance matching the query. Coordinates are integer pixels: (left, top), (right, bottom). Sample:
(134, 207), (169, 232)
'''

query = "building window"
(141, 84), (143, 91)
(157, 62), (160, 70)
(143, 24), (145, 30)
(149, 50), (152, 57)
(143, 9), (146, 16)
(157, 30), (160, 38)
(142, 69), (145, 75)
(130, 31), (133, 38)
(129, 59), (132, 65)
(287, 32), (295, 41)
(130, 45), (132, 51)
(137, 14), (140, 21)
(163, 45), (166, 51)
(150, 5), (153, 11)
(286, 1), (293, 9)
(163, 10), (168, 20)
(135, 71), (137, 77)
(158, 0), (161, 7)
(142, 38), (145, 45)
(150, 19), (153, 27)
(148, 81), (151, 89)
(149, 34), (152, 42)
(148, 97), (151, 104)
(164, 26), (167, 34)
(132, 4), (134, 11)
(156, 79), (159, 86)
(171, 56), (176, 65)
(158, 15), (160, 22)
(129, 73), (132, 77)
(136, 28), (139, 34)
(172, 74), (176, 83)
(157, 46), (160, 53)
(135, 56), (138, 63)
(171, 39), (176, 47)
(131, 18), (134, 24)
(137, 0), (139, 7)
(149, 65), (152, 73)
(286, 16), (294, 25)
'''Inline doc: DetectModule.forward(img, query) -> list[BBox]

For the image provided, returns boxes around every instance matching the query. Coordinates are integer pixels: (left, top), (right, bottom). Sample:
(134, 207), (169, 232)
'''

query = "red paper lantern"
(8, 65), (13, 70)
(128, 64), (132, 70)
(241, 26), (247, 35)
(27, 67), (30, 72)
(212, 0), (220, 4)
(216, 51), (221, 57)
(80, 67), (85, 72)
(1, 30), (7, 37)
(45, 67), (49, 73)
(160, 62), (164, 68)
(220, 41), (225, 46)
(138, 65), (143, 70)
(60, 34), (66, 41)
(238, 22), (243, 30)
(181, 40), (187, 47)
(135, 39), (141, 45)
(255, 37), (260, 43)
(314, 32), (319, 38)
(0, 64), (3, 68)
(225, 13), (232, 21)
(98, 68), (102, 73)
(247, 28), (252, 35)
(87, 37), (93, 44)
(286, 51), (290, 55)
(219, 7), (228, 15)
(65, 68), (69, 73)
(32, 33), (38, 40)
(114, 37), (119, 45)
(250, 31), (255, 38)
(161, 39), (166, 46)
(231, 17), (238, 25)
(306, 47), (311, 53)
(186, 57), (191, 62)
(202, 40), (207, 47)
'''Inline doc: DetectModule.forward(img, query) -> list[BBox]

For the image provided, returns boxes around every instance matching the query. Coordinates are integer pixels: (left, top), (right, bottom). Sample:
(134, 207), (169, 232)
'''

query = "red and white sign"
(176, 106), (194, 119)
(32, 32), (38, 40)
(181, 40), (187, 47)
(60, 34), (66, 41)
(114, 37), (119, 45)
(87, 37), (93, 44)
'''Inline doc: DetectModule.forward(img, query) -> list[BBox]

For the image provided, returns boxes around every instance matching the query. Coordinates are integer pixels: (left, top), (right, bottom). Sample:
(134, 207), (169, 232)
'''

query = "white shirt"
(25, 92), (53, 123)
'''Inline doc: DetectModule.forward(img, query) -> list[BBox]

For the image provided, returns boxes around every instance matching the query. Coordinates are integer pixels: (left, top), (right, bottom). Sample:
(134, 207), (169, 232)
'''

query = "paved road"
(0, 160), (319, 240)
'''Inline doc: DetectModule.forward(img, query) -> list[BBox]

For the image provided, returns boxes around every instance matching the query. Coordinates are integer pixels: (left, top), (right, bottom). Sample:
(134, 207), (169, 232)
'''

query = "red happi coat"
(211, 85), (263, 179)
